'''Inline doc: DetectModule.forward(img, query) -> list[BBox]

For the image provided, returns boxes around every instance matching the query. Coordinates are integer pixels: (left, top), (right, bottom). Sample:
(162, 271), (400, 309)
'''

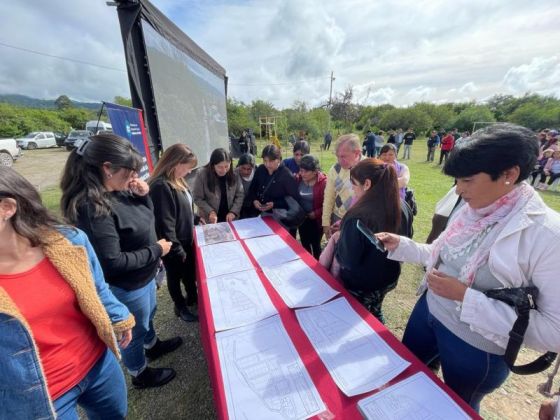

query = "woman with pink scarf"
(377, 124), (560, 412)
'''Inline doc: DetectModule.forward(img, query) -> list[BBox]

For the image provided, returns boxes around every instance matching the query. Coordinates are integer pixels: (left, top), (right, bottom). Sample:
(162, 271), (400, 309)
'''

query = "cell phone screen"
(356, 220), (386, 252)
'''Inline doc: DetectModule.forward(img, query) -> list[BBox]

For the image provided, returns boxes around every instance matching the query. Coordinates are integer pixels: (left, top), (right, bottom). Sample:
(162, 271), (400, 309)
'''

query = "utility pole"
(328, 70), (335, 107)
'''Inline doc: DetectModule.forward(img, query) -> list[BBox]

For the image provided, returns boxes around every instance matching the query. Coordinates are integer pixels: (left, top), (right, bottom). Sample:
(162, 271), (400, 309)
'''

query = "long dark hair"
(205, 148), (235, 191)
(60, 133), (143, 223)
(0, 167), (62, 246)
(343, 158), (401, 233)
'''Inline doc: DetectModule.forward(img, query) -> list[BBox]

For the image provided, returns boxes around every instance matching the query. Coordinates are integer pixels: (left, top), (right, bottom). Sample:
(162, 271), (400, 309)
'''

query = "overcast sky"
(0, 0), (559, 108)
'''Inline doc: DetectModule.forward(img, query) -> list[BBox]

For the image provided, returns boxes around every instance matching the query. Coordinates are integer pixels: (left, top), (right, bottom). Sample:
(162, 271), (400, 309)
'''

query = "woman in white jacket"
(377, 123), (560, 412)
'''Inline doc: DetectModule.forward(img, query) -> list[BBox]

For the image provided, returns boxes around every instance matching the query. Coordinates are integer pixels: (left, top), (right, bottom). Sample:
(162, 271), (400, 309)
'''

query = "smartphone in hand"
(356, 220), (386, 252)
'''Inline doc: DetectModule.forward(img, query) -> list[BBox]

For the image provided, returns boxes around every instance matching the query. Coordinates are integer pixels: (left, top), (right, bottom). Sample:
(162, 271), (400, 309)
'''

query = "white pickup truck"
(0, 138), (22, 167)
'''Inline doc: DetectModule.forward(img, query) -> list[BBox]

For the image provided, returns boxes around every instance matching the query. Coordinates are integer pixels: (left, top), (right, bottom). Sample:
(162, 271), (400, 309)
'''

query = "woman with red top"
(0, 166), (135, 419)
(439, 130), (455, 165)
(295, 154), (327, 259)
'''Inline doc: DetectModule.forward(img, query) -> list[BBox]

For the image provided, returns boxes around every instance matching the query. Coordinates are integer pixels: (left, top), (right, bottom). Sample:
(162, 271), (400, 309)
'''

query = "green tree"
(58, 107), (96, 130)
(113, 96), (133, 107)
(330, 86), (359, 131)
(249, 100), (277, 124)
(54, 95), (72, 110)
(226, 98), (254, 136)
(509, 103), (560, 130)
(413, 102), (456, 131)
(452, 105), (496, 132)
(378, 107), (433, 134)
(283, 101), (320, 140)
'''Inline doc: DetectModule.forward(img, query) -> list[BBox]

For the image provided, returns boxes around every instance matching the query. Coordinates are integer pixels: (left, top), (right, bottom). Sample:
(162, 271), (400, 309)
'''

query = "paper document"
(206, 269), (278, 331)
(262, 259), (339, 308)
(357, 372), (470, 420)
(195, 222), (236, 246)
(216, 315), (326, 420)
(295, 297), (410, 396)
(231, 216), (274, 239)
(200, 241), (253, 278)
(244, 234), (299, 267)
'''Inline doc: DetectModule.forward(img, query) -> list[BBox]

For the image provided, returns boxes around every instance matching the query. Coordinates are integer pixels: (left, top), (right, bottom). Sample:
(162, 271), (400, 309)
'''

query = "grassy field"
(39, 140), (560, 420)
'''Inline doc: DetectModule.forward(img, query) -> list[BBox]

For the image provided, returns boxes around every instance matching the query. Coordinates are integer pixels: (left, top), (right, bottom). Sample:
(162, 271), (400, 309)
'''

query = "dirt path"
(12, 147), (70, 191)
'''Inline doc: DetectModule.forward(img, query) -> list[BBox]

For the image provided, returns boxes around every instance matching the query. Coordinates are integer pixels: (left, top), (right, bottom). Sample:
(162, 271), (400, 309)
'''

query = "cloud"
(406, 86), (434, 102)
(502, 56), (560, 97)
(0, 0), (559, 109)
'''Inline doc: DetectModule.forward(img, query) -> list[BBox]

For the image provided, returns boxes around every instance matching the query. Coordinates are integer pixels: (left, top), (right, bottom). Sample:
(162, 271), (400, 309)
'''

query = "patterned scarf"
(427, 181), (535, 287)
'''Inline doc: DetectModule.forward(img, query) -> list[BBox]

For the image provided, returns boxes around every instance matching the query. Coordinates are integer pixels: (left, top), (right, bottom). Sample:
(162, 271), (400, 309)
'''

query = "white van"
(85, 120), (113, 134)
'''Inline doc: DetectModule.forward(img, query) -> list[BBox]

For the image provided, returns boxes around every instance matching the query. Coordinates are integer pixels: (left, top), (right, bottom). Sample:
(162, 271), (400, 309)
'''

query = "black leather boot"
(174, 305), (198, 322)
(131, 367), (176, 389)
(145, 337), (183, 362)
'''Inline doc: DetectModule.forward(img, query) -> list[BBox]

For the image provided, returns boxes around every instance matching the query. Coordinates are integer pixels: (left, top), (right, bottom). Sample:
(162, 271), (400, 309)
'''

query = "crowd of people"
(2, 123), (560, 418)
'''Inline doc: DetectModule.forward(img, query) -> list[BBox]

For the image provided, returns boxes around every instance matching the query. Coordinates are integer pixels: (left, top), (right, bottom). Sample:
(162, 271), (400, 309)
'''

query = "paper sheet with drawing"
(216, 315), (326, 420)
(195, 222), (236, 246)
(244, 234), (300, 267)
(357, 372), (470, 420)
(200, 241), (254, 278)
(206, 269), (278, 331)
(231, 217), (274, 239)
(262, 259), (339, 308)
(295, 297), (410, 397)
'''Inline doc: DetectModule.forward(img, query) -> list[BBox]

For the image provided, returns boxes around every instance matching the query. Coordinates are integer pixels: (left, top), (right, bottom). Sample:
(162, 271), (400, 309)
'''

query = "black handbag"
(405, 188), (418, 216)
(484, 286), (557, 375)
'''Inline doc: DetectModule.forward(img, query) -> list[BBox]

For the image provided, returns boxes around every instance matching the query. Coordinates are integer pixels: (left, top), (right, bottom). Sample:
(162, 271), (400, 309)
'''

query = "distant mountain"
(0, 94), (101, 110)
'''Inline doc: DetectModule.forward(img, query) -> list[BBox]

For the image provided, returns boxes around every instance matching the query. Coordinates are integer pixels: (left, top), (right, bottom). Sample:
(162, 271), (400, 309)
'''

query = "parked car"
(0, 138), (22, 167)
(54, 131), (67, 147)
(85, 120), (112, 134)
(64, 130), (91, 150)
(16, 132), (57, 150)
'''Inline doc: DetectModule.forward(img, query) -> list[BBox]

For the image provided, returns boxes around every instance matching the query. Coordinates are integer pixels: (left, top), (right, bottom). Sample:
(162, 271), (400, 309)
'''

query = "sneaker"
(131, 366), (176, 389)
(145, 337), (183, 361)
(174, 305), (198, 322)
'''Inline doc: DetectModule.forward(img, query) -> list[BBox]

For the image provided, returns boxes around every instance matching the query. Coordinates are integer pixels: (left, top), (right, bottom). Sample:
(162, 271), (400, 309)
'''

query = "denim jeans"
(110, 280), (157, 375)
(53, 349), (127, 420)
(402, 144), (412, 160)
(402, 293), (509, 412)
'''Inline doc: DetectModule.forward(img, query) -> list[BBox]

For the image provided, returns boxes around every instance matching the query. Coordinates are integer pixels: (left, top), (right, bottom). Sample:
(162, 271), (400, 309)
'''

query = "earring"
(107, 173), (113, 179)
(505, 180), (511, 185)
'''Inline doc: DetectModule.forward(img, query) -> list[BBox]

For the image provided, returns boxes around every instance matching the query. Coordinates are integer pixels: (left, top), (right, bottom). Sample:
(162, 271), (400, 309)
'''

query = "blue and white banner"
(105, 102), (153, 180)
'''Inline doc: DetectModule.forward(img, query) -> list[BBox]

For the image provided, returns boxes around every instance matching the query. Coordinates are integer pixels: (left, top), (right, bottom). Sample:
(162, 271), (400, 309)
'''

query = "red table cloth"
(195, 218), (479, 419)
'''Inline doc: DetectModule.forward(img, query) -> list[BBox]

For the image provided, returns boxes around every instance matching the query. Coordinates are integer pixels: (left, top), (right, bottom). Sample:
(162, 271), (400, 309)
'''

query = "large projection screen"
(142, 21), (229, 163)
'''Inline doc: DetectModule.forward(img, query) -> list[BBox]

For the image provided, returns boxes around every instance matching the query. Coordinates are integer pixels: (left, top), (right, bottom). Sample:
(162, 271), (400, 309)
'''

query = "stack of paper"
(295, 297), (410, 396)
(357, 372), (470, 419)
(216, 316), (326, 420)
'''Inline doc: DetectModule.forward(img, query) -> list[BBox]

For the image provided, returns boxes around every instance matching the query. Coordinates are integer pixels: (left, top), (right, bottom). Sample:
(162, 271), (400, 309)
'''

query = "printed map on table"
(195, 222), (236, 246)
(357, 372), (470, 420)
(206, 269), (277, 331)
(216, 315), (326, 420)
(262, 259), (339, 308)
(296, 297), (410, 396)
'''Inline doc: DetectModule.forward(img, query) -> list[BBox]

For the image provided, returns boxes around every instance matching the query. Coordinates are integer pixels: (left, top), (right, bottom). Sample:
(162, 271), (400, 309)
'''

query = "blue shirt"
(282, 157), (299, 175)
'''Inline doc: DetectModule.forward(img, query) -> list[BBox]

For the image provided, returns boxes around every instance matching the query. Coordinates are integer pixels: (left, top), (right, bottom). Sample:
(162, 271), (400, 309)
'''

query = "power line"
(0, 41), (127, 73)
(230, 76), (331, 87)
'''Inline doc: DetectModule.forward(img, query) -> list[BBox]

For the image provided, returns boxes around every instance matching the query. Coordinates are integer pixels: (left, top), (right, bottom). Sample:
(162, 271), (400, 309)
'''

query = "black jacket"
(336, 203), (412, 293)
(77, 192), (162, 291)
(247, 164), (301, 210)
(149, 177), (195, 263)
